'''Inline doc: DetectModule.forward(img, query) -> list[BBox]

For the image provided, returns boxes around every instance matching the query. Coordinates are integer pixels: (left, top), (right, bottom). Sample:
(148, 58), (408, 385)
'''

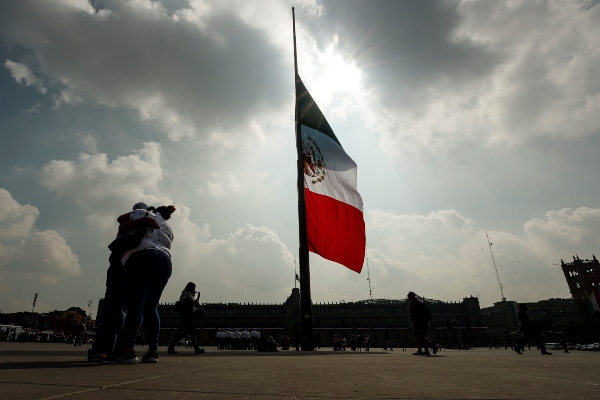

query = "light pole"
(452, 320), (463, 350)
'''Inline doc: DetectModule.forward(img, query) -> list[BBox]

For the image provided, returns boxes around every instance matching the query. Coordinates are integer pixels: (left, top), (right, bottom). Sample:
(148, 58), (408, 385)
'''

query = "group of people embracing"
(88, 201), (202, 364)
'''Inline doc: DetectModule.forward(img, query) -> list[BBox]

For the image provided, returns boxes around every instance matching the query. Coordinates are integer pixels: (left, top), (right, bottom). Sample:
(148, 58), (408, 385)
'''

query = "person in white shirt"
(104, 205), (176, 364)
(251, 329), (260, 350)
(224, 329), (233, 349)
(216, 330), (223, 349)
(241, 330), (250, 350)
(232, 329), (241, 349)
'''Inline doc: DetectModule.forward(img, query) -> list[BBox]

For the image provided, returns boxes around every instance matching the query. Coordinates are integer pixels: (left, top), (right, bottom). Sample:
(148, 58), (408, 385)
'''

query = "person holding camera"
(168, 282), (205, 355)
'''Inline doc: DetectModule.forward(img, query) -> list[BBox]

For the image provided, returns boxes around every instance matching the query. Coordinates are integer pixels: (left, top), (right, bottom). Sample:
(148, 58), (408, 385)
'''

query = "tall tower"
(560, 255), (600, 324)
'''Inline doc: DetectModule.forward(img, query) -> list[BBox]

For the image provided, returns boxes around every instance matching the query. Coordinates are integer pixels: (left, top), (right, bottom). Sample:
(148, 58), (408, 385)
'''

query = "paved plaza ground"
(0, 343), (598, 399)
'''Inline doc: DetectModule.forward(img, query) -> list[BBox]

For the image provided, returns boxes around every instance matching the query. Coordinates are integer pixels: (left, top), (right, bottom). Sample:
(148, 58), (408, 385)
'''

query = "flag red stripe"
(305, 188), (366, 273)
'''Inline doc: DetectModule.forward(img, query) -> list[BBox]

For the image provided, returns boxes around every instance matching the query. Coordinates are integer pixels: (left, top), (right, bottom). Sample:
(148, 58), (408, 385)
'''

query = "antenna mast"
(366, 255), (373, 300)
(486, 233), (506, 302)
(32, 293), (38, 314)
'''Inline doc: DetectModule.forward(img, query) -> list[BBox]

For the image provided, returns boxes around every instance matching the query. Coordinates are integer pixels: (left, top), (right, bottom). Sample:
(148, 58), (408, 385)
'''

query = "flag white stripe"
(301, 125), (363, 212)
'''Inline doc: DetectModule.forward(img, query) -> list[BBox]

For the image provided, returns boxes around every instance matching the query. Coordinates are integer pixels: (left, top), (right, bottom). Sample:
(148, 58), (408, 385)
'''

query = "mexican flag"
(296, 76), (366, 273)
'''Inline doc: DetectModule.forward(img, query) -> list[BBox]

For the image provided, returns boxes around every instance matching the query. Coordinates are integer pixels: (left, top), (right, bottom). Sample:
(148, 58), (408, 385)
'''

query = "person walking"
(74, 322), (86, 346)
(408, 291), (437, 356)
(561, 336), (569, 353)
(104, 205), (176, 364)
(168, 282), (205, 355)
(514, 303), (552, 356)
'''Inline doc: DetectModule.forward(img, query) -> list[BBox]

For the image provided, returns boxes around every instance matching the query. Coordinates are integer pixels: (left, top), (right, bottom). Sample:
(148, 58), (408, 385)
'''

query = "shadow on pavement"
(0, 360), (102, 370)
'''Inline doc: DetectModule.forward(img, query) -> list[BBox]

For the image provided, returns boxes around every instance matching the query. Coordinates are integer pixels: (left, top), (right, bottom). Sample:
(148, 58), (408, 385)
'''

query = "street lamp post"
(452, 320), (463, 350)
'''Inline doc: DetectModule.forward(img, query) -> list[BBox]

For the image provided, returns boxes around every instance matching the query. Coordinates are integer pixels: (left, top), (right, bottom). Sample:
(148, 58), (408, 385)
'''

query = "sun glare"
(318, 53), (361, 94)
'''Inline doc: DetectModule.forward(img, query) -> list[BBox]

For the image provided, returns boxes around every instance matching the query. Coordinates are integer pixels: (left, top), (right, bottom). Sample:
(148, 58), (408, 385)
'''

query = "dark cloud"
(0, 0), (290, 141)
(306, 0), (499, 109)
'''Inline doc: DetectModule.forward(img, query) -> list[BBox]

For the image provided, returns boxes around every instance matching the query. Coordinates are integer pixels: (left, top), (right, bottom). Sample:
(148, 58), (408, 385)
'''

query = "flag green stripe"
(296, 75), (342, 147)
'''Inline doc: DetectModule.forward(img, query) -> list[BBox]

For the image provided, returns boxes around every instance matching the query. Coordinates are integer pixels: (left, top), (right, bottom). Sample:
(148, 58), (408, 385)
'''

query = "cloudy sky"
(1, 0), (600, 315)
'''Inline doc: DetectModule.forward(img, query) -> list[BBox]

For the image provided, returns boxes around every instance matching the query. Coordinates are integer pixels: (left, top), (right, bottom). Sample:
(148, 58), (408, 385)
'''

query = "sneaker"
(141, 351), (158, 363)
(412, 351), (423, 356)
(432, 344), (438, 355)
(195, 348), (205, 354)
(102, 350), (138, 364)
(542, 351), (552, 355)
(422, 351), (431, 356)
(167, 347), (178, 354)
(87, 351), (108, 362)
(514, 348), (523, 355)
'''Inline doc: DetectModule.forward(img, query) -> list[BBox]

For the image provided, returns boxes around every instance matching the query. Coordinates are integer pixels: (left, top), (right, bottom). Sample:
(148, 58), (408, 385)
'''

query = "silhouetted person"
(168, 282), (205, 355)
(74, 322), (86, 346)
(89, 202), (154, 361)
(408, 291), (437, 356)
(514, 303), (551, 356)
(561, 336), (569, 353)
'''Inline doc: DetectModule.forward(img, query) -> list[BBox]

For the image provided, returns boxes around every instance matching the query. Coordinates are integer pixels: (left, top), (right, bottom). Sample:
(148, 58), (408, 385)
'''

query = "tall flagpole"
(292, 7), (313, 351)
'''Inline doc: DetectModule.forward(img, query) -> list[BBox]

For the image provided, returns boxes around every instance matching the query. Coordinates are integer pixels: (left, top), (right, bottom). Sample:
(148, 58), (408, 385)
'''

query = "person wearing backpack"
(408, 291), (437, 356)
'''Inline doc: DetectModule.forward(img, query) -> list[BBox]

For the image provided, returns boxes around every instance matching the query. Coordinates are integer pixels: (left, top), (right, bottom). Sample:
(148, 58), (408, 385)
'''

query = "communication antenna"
(366, 255), (373, 300)
(32, 293), (38, 314)
(486, 233), (506, 302)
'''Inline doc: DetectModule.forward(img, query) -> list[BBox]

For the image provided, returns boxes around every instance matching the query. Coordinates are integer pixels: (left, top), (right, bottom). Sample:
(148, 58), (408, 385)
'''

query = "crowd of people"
(331, 334), (370, 351)
(85, 201), (564, 363)
(216, 328), (261, 350)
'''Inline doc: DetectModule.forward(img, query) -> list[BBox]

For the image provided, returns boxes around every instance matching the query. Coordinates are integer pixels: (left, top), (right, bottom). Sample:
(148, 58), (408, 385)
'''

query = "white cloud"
(38, 144), (296, 303)
(40, 142), (165, 234)
(204, 171), (272, 197)
(363, 207), (600, 306)
(0, 188), (39, 241)
(0, 0), (290, 146)
(0, 189), (81, 289)
(4, 60), (46, 93)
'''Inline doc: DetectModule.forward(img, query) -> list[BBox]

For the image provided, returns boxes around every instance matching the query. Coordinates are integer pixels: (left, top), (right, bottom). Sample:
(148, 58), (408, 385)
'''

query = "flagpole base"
(299, 298), (314, 351)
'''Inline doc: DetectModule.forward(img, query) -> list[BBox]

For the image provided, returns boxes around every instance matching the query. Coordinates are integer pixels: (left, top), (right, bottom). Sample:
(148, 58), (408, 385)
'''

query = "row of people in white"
(216, 329), (260, 350)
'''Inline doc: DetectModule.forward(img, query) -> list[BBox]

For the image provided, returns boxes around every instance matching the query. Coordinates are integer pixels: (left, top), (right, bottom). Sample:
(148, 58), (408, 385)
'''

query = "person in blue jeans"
(89, 202), (154, 361)
(104, 205), (176, 364)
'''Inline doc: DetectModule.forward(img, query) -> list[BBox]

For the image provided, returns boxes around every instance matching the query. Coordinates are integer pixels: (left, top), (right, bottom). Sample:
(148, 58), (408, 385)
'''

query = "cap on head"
(133, 202), (150, 211)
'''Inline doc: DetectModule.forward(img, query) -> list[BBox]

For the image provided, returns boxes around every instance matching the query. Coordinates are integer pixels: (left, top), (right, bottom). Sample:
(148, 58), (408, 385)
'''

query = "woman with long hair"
(168, 282), (205, 354)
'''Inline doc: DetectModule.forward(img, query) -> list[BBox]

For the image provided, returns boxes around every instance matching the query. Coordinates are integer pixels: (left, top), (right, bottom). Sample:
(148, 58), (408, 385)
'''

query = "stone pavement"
(0, 343), (598, 399)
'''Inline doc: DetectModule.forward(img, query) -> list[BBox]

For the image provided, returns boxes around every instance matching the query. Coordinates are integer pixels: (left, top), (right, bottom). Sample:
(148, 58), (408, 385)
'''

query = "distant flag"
(295, 76), (366, 273)
(295, 273), (301, 283)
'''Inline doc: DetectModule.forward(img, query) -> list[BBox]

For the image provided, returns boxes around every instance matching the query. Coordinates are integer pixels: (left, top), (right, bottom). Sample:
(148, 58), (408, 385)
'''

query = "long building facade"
(153, 289), (487, 347)
(481, 298), (584, 343)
